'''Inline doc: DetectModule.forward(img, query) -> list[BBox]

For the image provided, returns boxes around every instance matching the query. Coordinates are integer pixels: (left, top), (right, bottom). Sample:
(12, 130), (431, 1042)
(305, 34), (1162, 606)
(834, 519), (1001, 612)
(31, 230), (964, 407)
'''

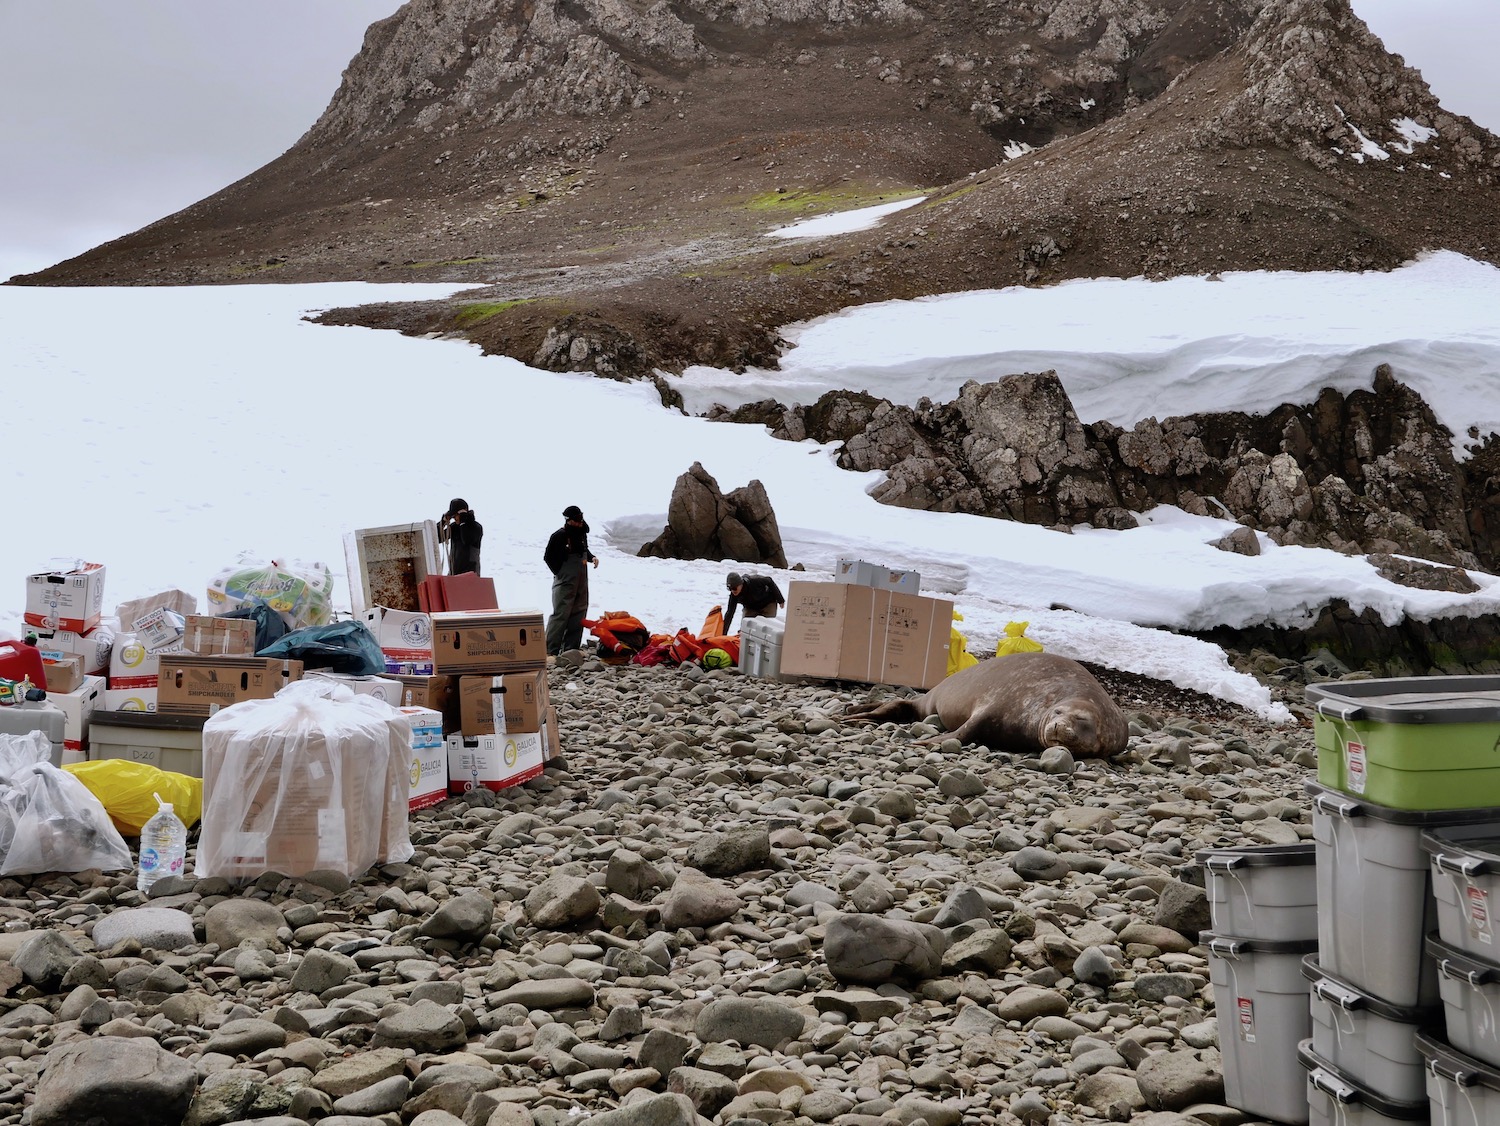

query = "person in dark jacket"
(724, 571), (784, 631)
(545, 505), (599, 656)
(440, 498), (483, 575)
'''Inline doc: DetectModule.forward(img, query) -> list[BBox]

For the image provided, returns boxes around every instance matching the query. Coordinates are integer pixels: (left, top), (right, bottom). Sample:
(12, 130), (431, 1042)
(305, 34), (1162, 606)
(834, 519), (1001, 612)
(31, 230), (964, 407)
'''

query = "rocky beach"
(0, 654), (1320, 1126)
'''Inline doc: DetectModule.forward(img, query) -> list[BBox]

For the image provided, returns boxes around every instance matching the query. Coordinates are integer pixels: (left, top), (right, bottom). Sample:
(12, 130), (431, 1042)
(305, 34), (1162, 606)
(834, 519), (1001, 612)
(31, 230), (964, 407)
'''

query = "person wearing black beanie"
(439, 497), (483, 575)
(544, 505), (599, 656)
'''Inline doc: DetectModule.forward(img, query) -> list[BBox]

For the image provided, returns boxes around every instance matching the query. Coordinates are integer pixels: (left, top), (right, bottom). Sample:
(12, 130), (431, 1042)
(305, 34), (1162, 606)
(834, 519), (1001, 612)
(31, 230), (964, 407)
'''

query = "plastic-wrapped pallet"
(196, 679), (414, 880)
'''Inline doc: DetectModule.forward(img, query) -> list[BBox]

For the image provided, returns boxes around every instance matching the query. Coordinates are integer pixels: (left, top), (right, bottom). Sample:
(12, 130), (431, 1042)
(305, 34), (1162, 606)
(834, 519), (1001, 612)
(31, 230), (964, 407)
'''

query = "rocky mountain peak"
(1204, 0), (1498, 172)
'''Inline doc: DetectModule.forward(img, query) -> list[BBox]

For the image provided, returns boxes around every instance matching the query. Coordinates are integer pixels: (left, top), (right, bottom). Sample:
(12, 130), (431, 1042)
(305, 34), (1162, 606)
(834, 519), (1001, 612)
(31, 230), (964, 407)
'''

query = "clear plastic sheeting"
(0, 731), (132, 876)
(196, 678), (415, 880)
(206, 554), (335, 631)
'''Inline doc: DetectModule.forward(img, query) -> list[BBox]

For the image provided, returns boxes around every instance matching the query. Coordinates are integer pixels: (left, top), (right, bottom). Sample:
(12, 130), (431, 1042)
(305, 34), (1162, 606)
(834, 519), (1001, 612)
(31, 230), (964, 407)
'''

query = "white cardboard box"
(305, 671), (404, 706)
(364, 607), (435, 675)
(103, 687), (158, 713)
(25, 564), (107, 633)
(398, 705), (446, 811)
(29, 623), (114, 675)
(446, 728), (546, 794)
(109, 632), (185, 684)
(50, 674), (105, 750)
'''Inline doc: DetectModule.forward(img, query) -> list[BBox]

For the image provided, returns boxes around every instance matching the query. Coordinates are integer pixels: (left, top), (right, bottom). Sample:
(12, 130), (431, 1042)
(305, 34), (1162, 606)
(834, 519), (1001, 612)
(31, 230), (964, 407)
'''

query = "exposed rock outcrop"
(638, 463), (789, 567)
(715, 364), (1500, 574)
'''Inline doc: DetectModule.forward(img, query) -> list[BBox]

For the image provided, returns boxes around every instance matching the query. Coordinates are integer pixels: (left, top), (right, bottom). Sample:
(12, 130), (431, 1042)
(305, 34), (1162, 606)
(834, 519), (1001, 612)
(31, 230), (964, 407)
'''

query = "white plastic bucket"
(1303, 954), (1438, 1104)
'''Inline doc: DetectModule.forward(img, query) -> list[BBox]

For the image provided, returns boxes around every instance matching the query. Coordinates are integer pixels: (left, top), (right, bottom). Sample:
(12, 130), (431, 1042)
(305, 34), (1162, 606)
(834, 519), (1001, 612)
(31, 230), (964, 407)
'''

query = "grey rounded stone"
(203, 899), (285, 950)
(695, 997), (806, 1050)
(824, 914), (942, 984)
(1039, 746), (1076, 774)
(92, 907), (196, 952)
(1012, 846), (1071, 881)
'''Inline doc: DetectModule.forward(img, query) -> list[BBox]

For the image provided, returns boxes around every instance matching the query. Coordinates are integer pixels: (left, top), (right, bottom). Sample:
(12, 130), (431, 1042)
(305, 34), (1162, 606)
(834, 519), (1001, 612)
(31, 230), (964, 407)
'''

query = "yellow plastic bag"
(947, 611), (981, 678)
(63, 761), (203, 836)
(996, 620), (1044, 657)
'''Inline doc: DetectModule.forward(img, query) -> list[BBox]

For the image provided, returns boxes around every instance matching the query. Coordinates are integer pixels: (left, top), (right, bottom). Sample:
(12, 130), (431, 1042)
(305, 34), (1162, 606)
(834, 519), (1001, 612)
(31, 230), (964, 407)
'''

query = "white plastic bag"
(196, 678), (413, 880)
(0, 731), (52, 780)
(0, 761), (133, 876)
(205, 553), (336, 630)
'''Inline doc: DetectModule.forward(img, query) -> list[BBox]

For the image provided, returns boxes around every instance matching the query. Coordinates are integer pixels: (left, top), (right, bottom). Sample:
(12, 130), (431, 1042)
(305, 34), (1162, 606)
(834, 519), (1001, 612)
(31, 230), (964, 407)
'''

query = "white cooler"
(739, 618), (785, 681)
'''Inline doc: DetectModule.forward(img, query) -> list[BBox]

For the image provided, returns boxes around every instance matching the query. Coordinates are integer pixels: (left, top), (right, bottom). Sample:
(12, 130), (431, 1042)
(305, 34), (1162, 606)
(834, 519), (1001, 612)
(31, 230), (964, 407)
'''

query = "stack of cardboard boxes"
(780, 560), (953, 690)
(23, 563), (110, 762)
(432, 609), (559, 794)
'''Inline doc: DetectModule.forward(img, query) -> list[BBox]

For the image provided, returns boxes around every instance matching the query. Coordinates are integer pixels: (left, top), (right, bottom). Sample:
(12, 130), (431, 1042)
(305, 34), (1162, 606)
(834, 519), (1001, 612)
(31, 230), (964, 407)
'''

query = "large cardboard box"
(397, 705), (447, 811)
(431, 610), (546, 674)
(156, 656), (303, 716)
(781, 581), (951, 690)
(182, 615), (256, 657)
(114, 589), (198, 630)
(28, 624), (113, 675)
(50, 674), (105, 751)
(25, 563), (107, 633)
(875, 591), (953, 690)
(446, 728), (546, 794)
(780, 582), (880, 683)
(458, 670), (549, 736)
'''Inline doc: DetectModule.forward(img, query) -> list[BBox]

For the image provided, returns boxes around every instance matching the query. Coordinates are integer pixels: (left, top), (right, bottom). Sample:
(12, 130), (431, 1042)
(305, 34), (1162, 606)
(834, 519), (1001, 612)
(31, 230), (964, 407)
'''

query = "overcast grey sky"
(1, 0), (1496, 282)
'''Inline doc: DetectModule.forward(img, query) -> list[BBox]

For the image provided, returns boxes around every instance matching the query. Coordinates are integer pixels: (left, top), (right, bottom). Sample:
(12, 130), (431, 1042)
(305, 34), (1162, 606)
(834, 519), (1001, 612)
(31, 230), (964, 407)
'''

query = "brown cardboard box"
(431, 610), (546, 674)
(458, 670), (549, 736)
(781, 580), (952, 690)
(875, 591), (953, 690)
(780, 581), (881, 682)
(182, 615), (257, 657)
(156, 656), (303, 716)
(394, 674), (459, 733)
(41, 653), (86, 694)
(115, 589), (198, 630)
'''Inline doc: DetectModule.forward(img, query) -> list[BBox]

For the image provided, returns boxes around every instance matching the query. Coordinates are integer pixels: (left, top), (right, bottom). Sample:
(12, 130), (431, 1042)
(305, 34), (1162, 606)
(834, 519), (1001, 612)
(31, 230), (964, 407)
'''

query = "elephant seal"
(845, 651), (1129, 757)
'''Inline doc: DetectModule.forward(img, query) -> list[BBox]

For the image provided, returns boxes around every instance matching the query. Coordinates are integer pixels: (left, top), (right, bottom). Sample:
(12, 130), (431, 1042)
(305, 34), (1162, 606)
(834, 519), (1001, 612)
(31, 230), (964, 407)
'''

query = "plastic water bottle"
(137, 793), (188, 893)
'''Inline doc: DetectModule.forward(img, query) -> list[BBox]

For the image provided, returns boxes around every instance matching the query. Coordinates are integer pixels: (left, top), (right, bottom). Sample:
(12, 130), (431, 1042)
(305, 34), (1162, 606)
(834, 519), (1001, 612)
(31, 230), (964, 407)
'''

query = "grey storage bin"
(88, 710), (206, 777)
(1302, 954), (1439, 1104)
(1198, 842), (1318, 941)
(1207, 932), (1319, 1125)
(1300, 1041), (1429, 1126)
(1417, 1030), (1500, 1126)
(739, 618), (786, 681)
(1310, 781), (1500, 1007)
(1422, 827), (1500, 959)
(1428, 932), (1500, 1069)
(0, 702), (66, 767)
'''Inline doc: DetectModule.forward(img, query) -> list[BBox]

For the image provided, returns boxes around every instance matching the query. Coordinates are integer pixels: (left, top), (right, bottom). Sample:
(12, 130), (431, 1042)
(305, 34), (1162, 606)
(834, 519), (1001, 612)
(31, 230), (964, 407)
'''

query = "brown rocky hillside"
(15, 0), (1500, 384)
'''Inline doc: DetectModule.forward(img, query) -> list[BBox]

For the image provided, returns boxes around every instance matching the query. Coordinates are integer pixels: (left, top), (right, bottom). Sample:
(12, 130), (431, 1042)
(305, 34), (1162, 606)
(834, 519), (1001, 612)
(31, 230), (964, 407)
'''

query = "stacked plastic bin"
(1304, 676), (1500, 1126)
(1199, 842), (1320, 1124)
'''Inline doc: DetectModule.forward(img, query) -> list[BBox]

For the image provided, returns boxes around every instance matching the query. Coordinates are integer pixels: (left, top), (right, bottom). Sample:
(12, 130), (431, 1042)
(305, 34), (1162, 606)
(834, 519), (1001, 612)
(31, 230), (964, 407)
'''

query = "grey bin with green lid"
(1207, 931), (1318, 1125)
(1426, 932), (1500, 1070)
(1197, 842), (1317, 941)
(1422, 826), (1500, 961)
(1309, 781), (1500, 1007)
(1302, 954), (1440, 1104)
(1306, 676), (1500, 811)
(1416, 1029), (1500, 1126)
(1299, 1041), (1429, 1126)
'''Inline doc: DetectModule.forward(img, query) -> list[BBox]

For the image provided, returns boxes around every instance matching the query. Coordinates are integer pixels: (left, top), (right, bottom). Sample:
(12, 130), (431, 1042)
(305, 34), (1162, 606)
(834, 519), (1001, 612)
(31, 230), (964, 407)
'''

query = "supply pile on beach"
(0, 649), (1316, 1126)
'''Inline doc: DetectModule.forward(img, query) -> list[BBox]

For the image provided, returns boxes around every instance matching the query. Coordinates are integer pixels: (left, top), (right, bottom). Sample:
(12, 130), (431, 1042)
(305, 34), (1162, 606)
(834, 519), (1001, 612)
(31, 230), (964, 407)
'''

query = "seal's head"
(1040, 702), (1102, 755)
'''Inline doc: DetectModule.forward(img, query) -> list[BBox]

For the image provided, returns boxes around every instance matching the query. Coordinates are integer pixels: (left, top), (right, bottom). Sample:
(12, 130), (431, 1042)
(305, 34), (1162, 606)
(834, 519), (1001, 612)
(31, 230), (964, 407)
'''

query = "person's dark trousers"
(547, 557), (590, 654)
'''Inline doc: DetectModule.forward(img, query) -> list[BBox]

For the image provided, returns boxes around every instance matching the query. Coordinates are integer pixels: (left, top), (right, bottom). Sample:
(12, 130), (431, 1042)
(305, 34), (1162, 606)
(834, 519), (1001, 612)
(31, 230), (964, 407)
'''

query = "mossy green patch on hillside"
(454, 298), (530, 326)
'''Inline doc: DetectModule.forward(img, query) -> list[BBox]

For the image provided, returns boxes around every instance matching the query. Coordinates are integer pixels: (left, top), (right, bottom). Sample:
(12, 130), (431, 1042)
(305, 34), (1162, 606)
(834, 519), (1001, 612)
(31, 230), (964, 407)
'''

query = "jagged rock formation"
(18, 0), (1499, 398)
(638, 463), (789, 567)
(713, 364), (1500, 574)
